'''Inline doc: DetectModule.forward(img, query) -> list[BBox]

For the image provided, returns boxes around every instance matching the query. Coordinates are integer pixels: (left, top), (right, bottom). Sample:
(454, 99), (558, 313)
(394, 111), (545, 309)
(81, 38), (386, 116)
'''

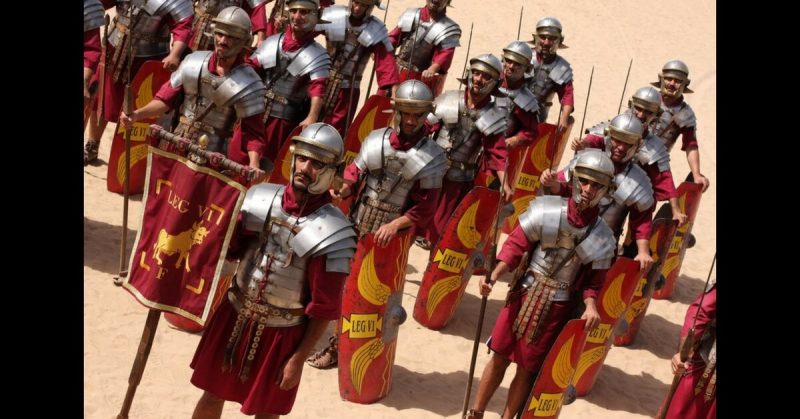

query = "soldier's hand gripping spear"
(657, 253), (716, 419)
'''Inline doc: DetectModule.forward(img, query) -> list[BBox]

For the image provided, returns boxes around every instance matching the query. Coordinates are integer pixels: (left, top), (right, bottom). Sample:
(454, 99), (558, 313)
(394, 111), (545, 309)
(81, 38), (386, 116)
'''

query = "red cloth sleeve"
(84, 29), (102, 72)
(556, 80), (575, 107)
(305, 255), (348, 320)
(241, 113), (268, 155)
(496, 225), (531, 270)
(431, 46), (456, 73)
(343, 161), (362, 183)
(582, 133), (605, 149)
(167, 15), (193, 44)
(681, 287), (716, 341)
(628, 204), (654, 240)
(388, 26), (402, 49)
(372, 41), (400, 88)
(308, 76), (327, 98)
(404, 182), (440, 234)
(481, 132), (508, 172)
(248, 3), (268, 33)
(579, 266), (608, 300)
(680, 126), (699, 151)
(644, 163), (678, 201)
(154, 80), (183, 109)
(509, 106), (539, 145)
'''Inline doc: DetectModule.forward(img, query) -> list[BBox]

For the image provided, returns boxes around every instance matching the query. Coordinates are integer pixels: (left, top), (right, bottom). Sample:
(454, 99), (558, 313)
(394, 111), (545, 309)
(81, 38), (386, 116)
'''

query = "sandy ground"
(84, 0), (715, 417)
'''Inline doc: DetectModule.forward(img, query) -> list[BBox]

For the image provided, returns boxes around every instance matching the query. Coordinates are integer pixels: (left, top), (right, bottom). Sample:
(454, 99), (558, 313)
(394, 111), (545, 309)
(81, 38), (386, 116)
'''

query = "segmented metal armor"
(430, 90), (506, 182)
(85, 0), (106, 32)
(168, 50), (266, 153)
(526, 54), (573, 122)
(232, 183), (357, 326)
(651, 101), (697, 152)
(394, 7), (461, 72)
(319, 5), (393, 90)
(513, 195), (616, 342)
(252, 33), (331, 121)
(351, 128), (447, 234)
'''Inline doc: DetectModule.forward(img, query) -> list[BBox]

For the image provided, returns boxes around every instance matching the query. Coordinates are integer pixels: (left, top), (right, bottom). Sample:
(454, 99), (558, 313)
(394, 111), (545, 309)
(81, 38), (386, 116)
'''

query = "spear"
(516, 5), (523, 39)
(657, 253), (716, 419)
(364, 0), (391, 99)
(617, 58), (633, 114)
(408, 7), (423, 77)
(459, 22), (474, 93)
(461, 203), (511, 417)
(578, 65), (594, 137)
(117, 4), (137, 282)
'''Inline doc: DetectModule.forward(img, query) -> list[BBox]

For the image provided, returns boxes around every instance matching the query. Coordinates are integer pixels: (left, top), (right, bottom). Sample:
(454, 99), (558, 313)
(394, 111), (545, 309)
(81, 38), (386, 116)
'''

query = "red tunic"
(93, 13), (192, 122)
(344, 128), (440, 236)
(388, 6), (456, 74)
(424, 92), (508, 244)
(190, 185), (347, 416)
(323, 16), (399, 135)
(489, 199), (607, 372)
(154, 51), (267, 166)
(663, 286), (716, 419)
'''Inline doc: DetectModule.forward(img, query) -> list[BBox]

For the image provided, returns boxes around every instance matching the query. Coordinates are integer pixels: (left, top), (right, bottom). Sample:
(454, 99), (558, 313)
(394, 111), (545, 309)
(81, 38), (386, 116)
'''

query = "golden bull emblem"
(152, 222), (210, 272)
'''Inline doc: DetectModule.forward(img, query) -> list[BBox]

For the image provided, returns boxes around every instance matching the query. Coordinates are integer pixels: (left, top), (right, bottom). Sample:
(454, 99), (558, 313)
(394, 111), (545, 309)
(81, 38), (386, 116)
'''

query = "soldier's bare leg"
(501, 366), (536, 419)
(191, 391), (224, 419)
(471, 352), (512, 415)
(85, 112), (109, 165)
(254, 414), (280, 419)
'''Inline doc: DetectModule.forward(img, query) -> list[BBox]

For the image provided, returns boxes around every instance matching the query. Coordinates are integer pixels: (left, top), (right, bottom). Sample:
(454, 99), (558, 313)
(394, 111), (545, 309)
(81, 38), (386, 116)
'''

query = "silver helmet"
(627, 86), (662, 125)
(570, 149), (614, 207)
(289, 123), (344, 194)
(531, 16), (568, 57)
(464, 53), (502, 96)
(286, 0), (324, 31)
(651, 59), (694, 97)
(349, 0), (385, 18)
(502, 40), (533, 78)
(211, 6), (252, 58)
(392, 80), (434, 133)
(426, 0), (451, 13)
(604, 113), (645, 163)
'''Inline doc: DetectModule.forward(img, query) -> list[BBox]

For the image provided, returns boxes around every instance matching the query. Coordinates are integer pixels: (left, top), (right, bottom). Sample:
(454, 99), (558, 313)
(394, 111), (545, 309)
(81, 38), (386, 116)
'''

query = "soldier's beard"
(505, 68), (524, 83)
(576, 194), (595, 212)
(293, 173), (312, 192)
(400, 122), (423, 137)
(215, 41), (242, 59)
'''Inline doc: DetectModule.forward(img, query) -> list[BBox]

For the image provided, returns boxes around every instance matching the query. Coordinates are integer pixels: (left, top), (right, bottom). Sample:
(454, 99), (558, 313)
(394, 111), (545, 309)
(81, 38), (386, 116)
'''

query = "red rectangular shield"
(121, 147), (247, 326)
(107, 60), (171, 194)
